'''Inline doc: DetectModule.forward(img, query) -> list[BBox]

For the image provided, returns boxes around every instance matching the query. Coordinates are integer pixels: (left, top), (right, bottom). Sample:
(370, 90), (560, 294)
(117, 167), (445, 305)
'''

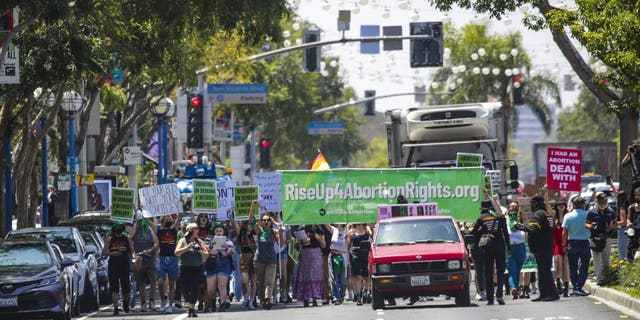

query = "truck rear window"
(375, 219), (460, 245)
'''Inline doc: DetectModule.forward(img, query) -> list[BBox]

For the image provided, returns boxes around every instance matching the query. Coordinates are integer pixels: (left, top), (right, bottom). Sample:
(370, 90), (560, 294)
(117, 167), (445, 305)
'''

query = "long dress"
(292, 229), (326, 301)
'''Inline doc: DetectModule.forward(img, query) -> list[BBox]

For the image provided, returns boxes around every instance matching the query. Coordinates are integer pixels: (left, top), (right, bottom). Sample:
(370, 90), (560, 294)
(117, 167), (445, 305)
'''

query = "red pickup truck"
(368, 215), (471, 309)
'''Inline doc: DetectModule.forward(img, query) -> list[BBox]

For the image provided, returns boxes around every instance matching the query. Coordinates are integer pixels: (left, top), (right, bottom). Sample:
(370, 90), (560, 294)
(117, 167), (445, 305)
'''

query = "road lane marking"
(172, 313), (188, 320)
(594, 301), (603, 304)
(620, 315), (629, 319)
(75, 304), (111, 320)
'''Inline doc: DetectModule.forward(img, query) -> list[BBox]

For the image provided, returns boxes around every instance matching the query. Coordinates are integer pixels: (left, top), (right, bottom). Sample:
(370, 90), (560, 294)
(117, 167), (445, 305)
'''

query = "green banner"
(111, 188), (135, 223)
(235, 186), (259, 220)
(192, 180), (218, 214)
(281, 168), (483, 224)
(456, 152), (483, 167)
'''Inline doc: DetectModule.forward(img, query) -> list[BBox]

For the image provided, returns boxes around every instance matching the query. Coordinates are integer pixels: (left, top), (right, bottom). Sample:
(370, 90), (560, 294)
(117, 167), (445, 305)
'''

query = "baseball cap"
(572, 196), (586, 206)
(595, 192), (607, 201)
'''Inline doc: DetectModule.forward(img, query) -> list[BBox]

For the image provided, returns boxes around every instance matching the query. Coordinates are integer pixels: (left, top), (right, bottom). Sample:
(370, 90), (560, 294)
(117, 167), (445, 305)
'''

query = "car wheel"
(454, 282), (471, 307)
(371, 285), (385, 310)
(79, 275), (99, 312)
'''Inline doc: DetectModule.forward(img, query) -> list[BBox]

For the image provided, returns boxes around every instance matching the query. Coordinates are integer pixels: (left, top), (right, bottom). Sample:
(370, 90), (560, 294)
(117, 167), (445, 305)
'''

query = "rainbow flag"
(310, 151), (330, 170)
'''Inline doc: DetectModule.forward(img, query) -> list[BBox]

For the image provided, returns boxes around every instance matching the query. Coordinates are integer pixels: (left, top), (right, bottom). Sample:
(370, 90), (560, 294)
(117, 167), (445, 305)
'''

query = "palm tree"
(429, 23), (561, 159)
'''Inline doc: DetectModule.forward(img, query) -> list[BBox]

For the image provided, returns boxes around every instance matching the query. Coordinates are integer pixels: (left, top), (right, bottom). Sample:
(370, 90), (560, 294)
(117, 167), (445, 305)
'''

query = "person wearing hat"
(471, 190), (510, 305)
(130, 213), (160, 312)
(175, 223), (208, 317)
(585, 192), (616, 285)
(514, 192), (559, 302)
(561, 196), (591, 296)
(204, 222), (235, 312)
(103, 223), (134, 315)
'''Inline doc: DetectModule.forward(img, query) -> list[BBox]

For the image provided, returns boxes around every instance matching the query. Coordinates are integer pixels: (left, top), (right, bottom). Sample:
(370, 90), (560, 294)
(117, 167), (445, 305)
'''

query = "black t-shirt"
(586, 207), (615, 236)
(108, 235), (130, 267)
(157, 228), (178, 257)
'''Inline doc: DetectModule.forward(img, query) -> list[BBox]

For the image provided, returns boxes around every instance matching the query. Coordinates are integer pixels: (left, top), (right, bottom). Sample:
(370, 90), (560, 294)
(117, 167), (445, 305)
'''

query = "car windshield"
(8, 232), (77, 255)
(375, 218), (461, 246)
(0, 244), (53, 267)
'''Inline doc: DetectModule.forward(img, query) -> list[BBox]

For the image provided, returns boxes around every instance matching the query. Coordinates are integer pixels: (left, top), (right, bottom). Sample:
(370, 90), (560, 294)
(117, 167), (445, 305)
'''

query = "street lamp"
(60, 91), (85, 217)
(150, 98), (174, 184)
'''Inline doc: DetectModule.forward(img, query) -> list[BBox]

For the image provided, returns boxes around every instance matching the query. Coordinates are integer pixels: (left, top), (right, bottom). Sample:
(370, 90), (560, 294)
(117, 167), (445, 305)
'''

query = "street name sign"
(308, 121), (345, 135)
(206, 83), (267, 104)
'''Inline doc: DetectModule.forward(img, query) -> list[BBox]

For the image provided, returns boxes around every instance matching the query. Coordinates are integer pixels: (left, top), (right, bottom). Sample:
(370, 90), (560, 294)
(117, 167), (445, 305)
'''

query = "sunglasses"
(261, 219), (271, 222)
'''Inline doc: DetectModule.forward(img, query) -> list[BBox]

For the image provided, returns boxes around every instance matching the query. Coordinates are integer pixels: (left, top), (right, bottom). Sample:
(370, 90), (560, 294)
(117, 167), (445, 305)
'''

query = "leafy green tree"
(431, 23), (560, 159)
(557, 87), (618, 142)
(428, 0), (640, 197)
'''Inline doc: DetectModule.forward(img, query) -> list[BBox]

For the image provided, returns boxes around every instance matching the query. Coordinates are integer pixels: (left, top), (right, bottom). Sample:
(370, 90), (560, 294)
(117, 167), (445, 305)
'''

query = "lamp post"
(60, 91), (85, 217)
(150, 98), (174, 184)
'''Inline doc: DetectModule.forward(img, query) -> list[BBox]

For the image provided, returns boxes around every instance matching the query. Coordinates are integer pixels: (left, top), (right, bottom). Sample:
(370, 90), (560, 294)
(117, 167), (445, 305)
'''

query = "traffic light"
(364, 90), (376, 116)
(513, 76), (524, 105)
(259, 138), (271, 169)
(303, 29), (321, 72)
(187, 94), (203, 149)
(409, 22), (443, 68)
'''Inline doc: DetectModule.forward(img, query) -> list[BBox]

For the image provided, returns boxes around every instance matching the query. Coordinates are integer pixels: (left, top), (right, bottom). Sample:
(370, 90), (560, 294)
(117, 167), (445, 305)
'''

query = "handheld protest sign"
(111, 188), (135, 223)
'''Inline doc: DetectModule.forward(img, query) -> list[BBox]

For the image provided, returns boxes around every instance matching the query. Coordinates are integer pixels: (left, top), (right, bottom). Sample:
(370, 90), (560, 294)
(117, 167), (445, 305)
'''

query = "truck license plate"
(0, 296), (17, 307)
(410, 275), (430, 286)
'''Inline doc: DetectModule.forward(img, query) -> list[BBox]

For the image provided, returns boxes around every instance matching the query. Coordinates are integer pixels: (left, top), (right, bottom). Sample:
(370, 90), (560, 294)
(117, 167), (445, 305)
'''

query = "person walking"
(586, 192), (616, 285)
(130, 215), (160, 312)
(552, 202), (570, 297)
(250, 207), (280, 310)
(561, 196), (591, 296)
(627, 188), (640, 262)
(175, 223), (208, 318)
(505, 201), (526, 300)
(472, 197), (510, 306)
(617, 191), (630, 261)
(514, 193), (559, 302)
(346, 223), (371, 306)
(204, 222), (235, 312)
(326, 223), (348, 305)
(157, 214), (181, 313)
(102, 223), (134, 315)
(232, 211), (258, 309)
(293, 224), (327, 307)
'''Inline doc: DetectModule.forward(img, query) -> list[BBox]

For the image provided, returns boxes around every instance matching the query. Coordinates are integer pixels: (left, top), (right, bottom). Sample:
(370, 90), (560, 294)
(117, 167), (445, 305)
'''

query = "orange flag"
(310, 151), (330, 170)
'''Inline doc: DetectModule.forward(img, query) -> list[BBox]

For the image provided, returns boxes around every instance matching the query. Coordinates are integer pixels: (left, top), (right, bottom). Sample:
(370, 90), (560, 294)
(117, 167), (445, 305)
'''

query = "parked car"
(57, 210), (115, 240)
(0, 239), (76, 320)
(6, 227), (100, 313)
(80, 231), (110, 304)
(369, 216), (471, 310)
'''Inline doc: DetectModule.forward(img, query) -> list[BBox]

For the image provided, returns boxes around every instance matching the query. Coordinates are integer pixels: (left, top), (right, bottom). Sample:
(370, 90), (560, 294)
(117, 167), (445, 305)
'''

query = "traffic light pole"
(313, 92), (431, 114)
(244, 35), (435, 61)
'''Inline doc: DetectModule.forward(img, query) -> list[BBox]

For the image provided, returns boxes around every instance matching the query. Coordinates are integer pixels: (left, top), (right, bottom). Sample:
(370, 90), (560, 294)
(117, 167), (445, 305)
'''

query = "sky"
(292, 0), (585, 113)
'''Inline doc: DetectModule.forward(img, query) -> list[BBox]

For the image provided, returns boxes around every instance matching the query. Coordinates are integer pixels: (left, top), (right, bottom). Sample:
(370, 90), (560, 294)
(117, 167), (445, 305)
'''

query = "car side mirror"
(60, 257), (75, 269)
(509, 164), (519, 181)
(85, 245), (98, 257)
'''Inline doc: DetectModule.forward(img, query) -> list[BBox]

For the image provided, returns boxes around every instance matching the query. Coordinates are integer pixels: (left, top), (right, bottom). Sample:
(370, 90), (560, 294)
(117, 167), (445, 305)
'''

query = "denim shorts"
(157, 256), (179, 280)
(206, 256), (232, 278)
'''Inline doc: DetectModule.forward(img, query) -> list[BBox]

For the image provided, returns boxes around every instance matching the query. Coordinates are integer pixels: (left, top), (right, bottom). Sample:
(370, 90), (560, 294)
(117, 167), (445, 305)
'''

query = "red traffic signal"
(190, 96), (201, 108)
(261, 139), (271, 149)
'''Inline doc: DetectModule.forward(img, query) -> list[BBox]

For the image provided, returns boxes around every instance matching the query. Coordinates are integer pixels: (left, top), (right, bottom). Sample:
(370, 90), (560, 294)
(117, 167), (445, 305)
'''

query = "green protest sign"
(234, 186), (259, 220)
(192, 180), (218, 214)
(111, 188), (135, 223)
(281, 168), (483, 224)
(456, 152), (483, 167)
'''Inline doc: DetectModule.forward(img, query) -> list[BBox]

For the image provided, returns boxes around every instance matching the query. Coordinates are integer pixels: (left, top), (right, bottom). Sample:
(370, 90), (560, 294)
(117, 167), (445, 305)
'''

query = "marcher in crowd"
(232, 210), (258, 309)
(585, 192), (616, 285)
(319, 224), (333, 305)
(157, 214), (181, 313)
(627, 188), (640, 262)
(130, 215), (160, 311)
(205, 222), (235, 312)
(273, 213), (293, 304)
(326, 223), (348, 305)
(472, 195), (510, 306)
(617, 191), (630, 261)
(562, 196), (591, 296)
(175, 223), (208, 318)
(346, 223), (372, 306)
(505, 201), (526, 300)
(514, 193), (559, 302)
(249, 203), (280, 310)
(194, 212), (212, 311)
(102, 223), (134, 315)
(293, 224), (326, 307)
(552, 202), (570, 297)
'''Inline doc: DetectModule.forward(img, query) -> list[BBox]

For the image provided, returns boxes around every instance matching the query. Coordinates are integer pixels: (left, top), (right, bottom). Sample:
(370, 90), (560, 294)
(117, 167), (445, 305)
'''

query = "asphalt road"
(74, 293), (637, 320)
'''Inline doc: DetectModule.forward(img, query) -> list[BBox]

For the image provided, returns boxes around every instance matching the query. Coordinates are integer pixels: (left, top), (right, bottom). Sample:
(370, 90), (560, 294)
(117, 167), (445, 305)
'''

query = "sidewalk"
(584, 280), (640, 319)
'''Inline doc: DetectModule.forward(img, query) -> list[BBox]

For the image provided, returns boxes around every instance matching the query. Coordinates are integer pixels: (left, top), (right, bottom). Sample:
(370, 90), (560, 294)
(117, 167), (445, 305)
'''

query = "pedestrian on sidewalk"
(562, 196), (591, 296)
(586, 192), (616, 285)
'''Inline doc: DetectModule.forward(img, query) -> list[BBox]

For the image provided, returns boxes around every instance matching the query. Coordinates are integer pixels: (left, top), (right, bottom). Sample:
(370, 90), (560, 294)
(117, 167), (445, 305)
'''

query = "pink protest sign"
(547, 147), (582, 192)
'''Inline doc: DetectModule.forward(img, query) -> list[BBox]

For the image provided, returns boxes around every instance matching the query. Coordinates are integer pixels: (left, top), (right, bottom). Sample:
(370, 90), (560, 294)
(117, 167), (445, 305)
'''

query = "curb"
(584, 280), (640, 319)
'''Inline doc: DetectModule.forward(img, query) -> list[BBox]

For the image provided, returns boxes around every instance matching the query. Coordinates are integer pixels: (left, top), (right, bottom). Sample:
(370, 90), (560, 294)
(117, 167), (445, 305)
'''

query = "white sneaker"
(149, 301), (157, 312)
(166, 306), (173, 313)
(160, 299), (166, 313)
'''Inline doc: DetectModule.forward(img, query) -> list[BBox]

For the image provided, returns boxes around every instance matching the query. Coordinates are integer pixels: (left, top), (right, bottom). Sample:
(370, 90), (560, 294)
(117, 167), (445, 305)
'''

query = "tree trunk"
(618, 107), (639, 194)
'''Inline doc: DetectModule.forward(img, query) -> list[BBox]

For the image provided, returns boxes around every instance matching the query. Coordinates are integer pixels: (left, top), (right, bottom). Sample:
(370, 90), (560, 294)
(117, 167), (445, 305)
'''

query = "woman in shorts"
(205, 223), (235, 312)
(347, 223), (372, 306)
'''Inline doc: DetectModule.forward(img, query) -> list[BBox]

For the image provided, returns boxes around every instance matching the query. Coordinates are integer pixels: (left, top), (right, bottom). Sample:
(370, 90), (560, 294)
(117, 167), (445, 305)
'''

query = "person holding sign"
(204, 223), (235, 312)
(175, 223), (208, 318)
(232, 209), (259, 310)
(514, 194), (559, 302)
(248, 201), (280, 310)
(293, 224), (326, 307)
(102, 223), (134, 315)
